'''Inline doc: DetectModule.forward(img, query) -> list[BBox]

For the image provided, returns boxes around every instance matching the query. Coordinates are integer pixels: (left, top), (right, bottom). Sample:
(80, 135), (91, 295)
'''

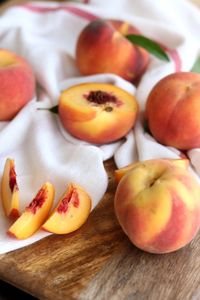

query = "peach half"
(114, 158), (189, 183)
(76, 19), (149, 82)
(7, 182), (54, 239)
(1, 158), (20, 219)
(0, 49), (35, 120)
(42, 183), (91, 234)
(114, 159), (200, 253)
(59, 83), (138, 144)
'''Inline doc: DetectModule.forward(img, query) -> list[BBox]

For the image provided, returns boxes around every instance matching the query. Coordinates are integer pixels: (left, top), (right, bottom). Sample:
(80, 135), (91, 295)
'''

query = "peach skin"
(146, 72), (200, 150)
(114, 158), (189, 183)
(59, 82), (138, 144)
(7, 182), (54, 239)
(1, 158), (20, 219)
(0, 49), (35, 120)
(42, 183), (91, 234)
(76, 19), (149, 82)
(114, 159), (200, 253)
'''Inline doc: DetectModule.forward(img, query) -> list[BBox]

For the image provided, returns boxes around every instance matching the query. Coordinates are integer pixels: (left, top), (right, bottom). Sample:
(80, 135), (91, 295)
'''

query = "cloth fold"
(0, 0), (199, 254)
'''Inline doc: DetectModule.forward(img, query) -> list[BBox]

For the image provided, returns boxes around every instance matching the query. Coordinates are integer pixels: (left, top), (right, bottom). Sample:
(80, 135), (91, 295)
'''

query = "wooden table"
(1, 1), (200, 299)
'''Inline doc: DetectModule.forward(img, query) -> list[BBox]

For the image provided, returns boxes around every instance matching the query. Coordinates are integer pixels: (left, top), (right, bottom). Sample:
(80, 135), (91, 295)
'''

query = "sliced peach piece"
(7, 182), (54, 239)
(59, 83), (138, 144)
(1, 158), (20, 219)
(42, 183), (91, 234)
(115, 158), (189, 183)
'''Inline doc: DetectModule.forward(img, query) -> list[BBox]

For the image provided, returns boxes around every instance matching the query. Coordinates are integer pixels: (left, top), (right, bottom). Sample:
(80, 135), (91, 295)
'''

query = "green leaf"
(191, 56), (200, 73)
(37, 105), (59, 114)
(126, 34), (170, 62)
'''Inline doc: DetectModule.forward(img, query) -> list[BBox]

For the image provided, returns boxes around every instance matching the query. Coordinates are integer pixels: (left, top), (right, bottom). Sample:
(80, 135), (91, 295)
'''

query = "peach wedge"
(42, 183), (92, 234)
(7, 182), (54, 239)
(115, 158), (189, 183)
(1, 158), (20, 219)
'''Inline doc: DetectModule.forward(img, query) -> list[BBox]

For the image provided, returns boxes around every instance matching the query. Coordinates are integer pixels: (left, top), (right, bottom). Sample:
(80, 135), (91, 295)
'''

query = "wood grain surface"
(0, 1), (200, 300)
(1, 158), (200, 300)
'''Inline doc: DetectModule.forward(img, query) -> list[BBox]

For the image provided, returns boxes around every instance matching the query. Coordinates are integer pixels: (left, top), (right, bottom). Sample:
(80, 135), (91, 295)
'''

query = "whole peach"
(114, 159), (200, 253)
(0, 49), (35, 121)
(76, 19), (149, 82)
(146, 72), (200, 150)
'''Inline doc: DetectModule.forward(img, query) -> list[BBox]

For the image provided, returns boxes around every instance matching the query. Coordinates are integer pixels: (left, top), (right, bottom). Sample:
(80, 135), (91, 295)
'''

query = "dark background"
(0, 281), (38, 300)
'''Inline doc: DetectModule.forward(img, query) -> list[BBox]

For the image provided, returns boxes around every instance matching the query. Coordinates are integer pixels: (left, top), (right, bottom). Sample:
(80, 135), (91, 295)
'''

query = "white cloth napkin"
(0, 0), (199, 254)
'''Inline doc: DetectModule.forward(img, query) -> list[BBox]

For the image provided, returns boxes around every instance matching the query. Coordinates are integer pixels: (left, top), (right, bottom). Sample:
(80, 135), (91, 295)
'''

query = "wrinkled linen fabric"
(0, 0), (199, 254)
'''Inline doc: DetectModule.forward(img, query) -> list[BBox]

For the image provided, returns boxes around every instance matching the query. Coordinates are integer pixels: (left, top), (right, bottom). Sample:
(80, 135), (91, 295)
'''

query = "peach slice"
(42, 183), (91, 234)
(7, 182), (54, 239)
(1, 158), (20, 219)
(115, 158), (189, 183)
(59, 83), (138, 144)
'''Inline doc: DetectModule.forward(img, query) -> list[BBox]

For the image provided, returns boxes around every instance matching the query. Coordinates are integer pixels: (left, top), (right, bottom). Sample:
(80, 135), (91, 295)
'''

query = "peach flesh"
(57, 188), (79, 213)
(26, 187), (47, 214)
(9, 164), (18, 193)
(1, 158), (20, 219)
(7, 182), (54, 239)
(58, 82), (138, 144)
(42, 183), (92, 235)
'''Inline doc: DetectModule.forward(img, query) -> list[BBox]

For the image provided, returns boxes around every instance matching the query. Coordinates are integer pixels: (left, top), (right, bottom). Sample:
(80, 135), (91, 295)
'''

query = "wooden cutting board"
(1, 1), (200, 299)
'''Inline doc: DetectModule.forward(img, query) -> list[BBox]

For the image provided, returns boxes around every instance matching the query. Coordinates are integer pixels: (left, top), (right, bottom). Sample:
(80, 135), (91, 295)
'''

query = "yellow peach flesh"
(59, 83), (138, 144)
(7, 182), (54, 239)
(42, 183), (91, 234)
(1, 158), (20, 219)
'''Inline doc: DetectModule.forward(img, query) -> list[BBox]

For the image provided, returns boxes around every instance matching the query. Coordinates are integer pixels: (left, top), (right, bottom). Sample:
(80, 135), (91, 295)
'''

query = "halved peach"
(7, 182), (54, 239)
(42, 183), (91, 234)
(59, 86), (97, 122)
(1, 158), (20, 219)
(59, 83), (138, 144)
(115, 158), (189, 183)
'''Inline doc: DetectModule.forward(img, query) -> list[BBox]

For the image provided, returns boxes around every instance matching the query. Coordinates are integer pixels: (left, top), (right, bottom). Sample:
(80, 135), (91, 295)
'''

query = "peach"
(0, 49), (35, 121)
(7, 182), (54, 239)
(146, 72), (200, 150)
(114, 159), (200, 253)
(1, 158), (20, 219)
(114, 158), (189, 183)
(76, 19), (149, 82)
(42, 183), (91, 234)
(59, 82), (138, 144)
